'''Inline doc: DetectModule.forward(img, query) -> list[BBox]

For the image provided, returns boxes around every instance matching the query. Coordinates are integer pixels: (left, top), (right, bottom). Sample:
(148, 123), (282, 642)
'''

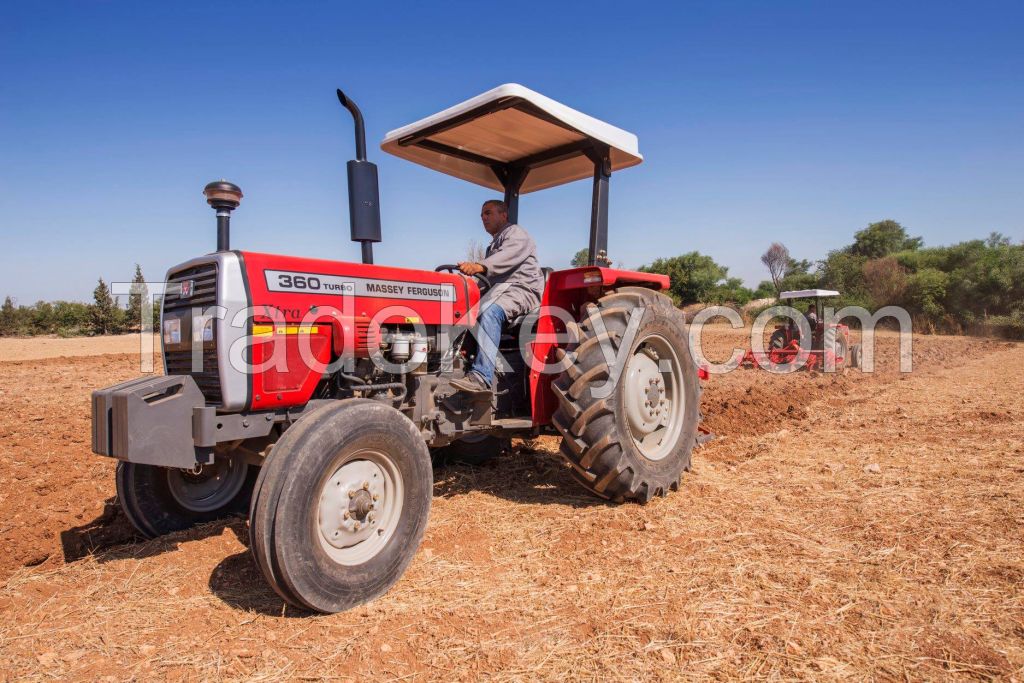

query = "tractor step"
(490, 418), (534, 430)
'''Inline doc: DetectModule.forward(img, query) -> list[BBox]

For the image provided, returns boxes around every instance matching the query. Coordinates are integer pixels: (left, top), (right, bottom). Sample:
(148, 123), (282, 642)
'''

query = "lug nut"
(348, 490), (356, 498)
(354, 522), (361, 531)
(343, 511), (351, 520)
(372, 494), (379, 501)
(362, 481), (369, 490)
(367, 512), (376, 523)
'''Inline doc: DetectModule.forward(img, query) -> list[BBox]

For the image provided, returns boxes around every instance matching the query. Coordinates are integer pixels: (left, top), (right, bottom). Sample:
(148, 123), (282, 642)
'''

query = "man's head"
(480, 200), (509, 236)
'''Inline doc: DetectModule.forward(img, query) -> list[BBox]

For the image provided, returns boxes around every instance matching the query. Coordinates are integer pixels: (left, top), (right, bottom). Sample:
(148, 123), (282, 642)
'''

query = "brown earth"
(0, 334), (158, 361)
(0, 330), (1021, 680)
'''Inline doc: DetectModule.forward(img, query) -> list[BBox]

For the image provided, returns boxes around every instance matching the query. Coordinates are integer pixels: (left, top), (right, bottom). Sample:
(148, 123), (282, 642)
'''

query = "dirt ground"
(0, 334), (157, 361)
(0, 329), (1021, 680)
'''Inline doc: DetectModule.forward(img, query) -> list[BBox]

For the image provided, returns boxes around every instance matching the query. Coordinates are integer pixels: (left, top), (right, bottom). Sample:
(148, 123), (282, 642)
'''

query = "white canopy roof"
(380, 84), (642, 194)
(780, 289), (840, 299)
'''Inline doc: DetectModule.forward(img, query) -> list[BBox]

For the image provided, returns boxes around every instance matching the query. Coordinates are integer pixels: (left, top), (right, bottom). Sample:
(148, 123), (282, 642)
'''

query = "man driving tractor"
(450, 199), (545, 395)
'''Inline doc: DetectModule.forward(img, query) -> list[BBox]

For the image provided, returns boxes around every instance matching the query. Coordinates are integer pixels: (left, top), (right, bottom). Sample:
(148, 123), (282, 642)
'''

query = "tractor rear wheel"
(551, 287), (700, 503)
(849, 342), (863, 369)
(115, 457), (256, 538)
(249, 399), (432, 613)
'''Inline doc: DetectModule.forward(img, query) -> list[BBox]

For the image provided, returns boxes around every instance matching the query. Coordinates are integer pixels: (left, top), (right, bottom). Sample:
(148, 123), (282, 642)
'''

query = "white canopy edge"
(779, 289), (840, 299)
(380, 83), (642, 193)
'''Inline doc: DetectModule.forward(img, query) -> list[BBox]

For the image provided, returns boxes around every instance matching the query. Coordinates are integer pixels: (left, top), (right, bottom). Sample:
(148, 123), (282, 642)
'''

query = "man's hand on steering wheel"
(457, 262), (485, 276)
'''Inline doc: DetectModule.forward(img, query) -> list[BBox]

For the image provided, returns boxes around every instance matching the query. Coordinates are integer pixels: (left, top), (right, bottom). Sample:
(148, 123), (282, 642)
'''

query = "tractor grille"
(162, 262), (222, 405)
(162, 263), (218, 312)
(163, 348), (221, 404)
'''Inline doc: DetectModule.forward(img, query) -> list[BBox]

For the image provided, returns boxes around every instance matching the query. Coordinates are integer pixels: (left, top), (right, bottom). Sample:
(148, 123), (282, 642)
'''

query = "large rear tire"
(551, 287), (701, 503)
(116, 457), (256, 538)
(249, 399), (432, 613)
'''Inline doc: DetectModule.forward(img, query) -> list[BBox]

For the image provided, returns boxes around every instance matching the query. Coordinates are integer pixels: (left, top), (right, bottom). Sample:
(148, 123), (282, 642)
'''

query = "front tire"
(551, 287), (701, 503)
(115, 457), (255, 538)
(249, 399), (432, 613)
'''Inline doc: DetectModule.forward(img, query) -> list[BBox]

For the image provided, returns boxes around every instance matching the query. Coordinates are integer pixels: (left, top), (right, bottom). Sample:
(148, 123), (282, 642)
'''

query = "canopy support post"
(587, 146), (611, 266)
(498, 165), (528, 225)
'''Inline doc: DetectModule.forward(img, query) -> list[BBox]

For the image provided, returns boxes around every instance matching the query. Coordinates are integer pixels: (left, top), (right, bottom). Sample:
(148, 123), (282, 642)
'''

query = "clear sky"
(2, 1), (1022, 302)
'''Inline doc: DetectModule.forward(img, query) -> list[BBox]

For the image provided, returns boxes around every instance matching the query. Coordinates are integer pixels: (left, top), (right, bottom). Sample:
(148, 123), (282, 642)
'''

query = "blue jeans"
(470, 304), (507, 386)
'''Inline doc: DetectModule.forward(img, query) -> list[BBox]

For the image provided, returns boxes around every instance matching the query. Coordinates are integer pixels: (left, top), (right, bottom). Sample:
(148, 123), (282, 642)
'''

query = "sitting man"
(449, 199), (545, 395)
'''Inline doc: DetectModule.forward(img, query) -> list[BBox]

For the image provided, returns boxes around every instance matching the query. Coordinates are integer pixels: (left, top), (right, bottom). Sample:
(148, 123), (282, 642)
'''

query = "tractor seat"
(505, 267), (553, 329)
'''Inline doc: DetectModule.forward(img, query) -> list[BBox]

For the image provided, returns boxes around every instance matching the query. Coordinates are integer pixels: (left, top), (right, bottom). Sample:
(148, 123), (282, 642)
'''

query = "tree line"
(0, 265), (160, 337)
(631, 220), (1023, 337)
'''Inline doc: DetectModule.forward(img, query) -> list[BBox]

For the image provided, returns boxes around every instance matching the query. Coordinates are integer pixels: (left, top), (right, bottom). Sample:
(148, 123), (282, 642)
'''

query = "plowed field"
(1, 329), (1021, 680)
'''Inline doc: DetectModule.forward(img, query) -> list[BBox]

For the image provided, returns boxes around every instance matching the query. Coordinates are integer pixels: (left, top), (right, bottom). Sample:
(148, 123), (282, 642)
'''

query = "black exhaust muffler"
(337, 89), (381, 264)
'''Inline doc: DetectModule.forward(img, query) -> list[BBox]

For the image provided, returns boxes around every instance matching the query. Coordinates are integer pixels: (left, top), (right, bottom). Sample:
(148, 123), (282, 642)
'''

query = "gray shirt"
(478, 223), (544, 319)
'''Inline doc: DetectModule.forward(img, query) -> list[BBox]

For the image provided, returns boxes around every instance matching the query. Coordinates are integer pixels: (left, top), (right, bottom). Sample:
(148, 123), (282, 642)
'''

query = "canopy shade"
(380, 84), (642, 194)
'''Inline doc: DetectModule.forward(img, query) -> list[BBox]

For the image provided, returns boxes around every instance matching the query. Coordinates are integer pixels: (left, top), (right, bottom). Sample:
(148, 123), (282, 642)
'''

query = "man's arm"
(476, 227), (535, 277)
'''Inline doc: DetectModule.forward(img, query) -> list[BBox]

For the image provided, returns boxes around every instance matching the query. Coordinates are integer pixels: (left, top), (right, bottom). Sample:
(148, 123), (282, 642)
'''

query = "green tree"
(850, 220), (922, 259)
(0, 296), (17, 336)
(570, 248), (590, 267)
(639, 251), (729, 304)
(91, 278), (117, 335)
(752, 281), (777, 300)
(706, 277), (754, 305)
(906, 268), (949, 320)
(125, 264), (150, 332)
(778, 257), (817, 292)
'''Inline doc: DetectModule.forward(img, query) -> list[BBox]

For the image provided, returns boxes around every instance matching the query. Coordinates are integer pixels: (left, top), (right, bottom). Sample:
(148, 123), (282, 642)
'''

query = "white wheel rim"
(316, 449), (404, 566)
(167, 457), (248, 513)
(622, 334), (685, 462)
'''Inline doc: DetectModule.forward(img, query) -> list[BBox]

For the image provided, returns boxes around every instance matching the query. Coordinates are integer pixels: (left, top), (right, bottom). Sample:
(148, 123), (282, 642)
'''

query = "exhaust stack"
(203, 180), (242, 252)
(337, 89), (382, 264)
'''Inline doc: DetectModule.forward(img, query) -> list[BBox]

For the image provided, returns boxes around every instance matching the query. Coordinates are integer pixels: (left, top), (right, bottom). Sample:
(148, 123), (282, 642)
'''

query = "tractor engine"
(160, 248), (482, 425)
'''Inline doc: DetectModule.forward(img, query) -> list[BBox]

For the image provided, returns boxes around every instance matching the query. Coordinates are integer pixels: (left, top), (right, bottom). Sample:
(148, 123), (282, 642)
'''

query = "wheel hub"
(167, 456), (248, 513)
(625, 352), (668, 437)
(318, 460), (386, 550)
(621, 336), (686, 462)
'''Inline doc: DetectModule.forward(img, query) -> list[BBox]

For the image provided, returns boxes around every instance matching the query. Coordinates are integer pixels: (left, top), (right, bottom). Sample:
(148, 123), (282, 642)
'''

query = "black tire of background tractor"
(834, 333), (849, 369)
(849, 342), (863, 369)
(551, 286), (701, 503)
(250, 399), (433, 613)
(431, 434), (507, 466)
(769, 329), (787, 350)
(115, 459), (256, 539)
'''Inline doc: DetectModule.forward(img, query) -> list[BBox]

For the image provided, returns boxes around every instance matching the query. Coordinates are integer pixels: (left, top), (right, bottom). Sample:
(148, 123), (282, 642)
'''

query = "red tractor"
(91, 85), (701, 613)
(742, 289), (860, 370)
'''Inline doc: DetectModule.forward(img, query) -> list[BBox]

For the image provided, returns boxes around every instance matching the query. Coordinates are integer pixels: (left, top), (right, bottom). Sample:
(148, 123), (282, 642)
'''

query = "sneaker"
(449, 372), (491, 395)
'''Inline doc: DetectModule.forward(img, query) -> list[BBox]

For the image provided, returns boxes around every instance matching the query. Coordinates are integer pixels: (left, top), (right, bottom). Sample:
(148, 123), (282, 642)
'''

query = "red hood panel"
(239, 251), (479, 326)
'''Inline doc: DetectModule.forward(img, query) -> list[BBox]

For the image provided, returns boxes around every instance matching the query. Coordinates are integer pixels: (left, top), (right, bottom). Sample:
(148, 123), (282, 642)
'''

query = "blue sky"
(2, 1), (1022, 302)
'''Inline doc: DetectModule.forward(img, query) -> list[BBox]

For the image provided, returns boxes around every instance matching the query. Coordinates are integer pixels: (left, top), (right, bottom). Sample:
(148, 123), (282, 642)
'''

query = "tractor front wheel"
(115, 457), (256, 538)
(249, 399), (432, 613)
(551, 287), (701, 503)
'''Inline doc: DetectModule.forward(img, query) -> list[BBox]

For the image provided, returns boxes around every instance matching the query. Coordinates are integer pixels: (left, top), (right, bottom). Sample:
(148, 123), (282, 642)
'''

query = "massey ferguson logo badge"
(180, 280), (194, 298)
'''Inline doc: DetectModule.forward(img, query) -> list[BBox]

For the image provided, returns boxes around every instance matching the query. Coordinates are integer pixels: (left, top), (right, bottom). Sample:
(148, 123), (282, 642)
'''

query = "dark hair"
(482, 199), (508, 215)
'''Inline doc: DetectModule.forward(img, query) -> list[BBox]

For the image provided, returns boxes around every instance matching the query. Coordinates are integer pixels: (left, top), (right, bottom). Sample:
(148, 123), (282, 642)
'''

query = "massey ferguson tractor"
(741, 289), (859, 371)
(91, 84), (700, 613)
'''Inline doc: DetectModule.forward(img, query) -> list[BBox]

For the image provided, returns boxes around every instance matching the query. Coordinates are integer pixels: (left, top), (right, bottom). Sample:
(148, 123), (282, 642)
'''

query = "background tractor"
(743, 289), (859, 370)
(91, 84), (701, 613)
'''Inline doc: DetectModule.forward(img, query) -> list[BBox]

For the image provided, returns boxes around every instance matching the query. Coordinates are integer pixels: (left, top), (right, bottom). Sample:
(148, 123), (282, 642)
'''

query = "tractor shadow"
(207, 444), (608, 616)
(431, 442), (605, 508)
(59, 497), (243, 565)
(206, 522), (314, 616)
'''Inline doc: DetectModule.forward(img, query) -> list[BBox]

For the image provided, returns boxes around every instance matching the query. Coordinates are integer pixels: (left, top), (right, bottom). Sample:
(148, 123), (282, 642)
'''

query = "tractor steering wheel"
(434, 264), (492, 293)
